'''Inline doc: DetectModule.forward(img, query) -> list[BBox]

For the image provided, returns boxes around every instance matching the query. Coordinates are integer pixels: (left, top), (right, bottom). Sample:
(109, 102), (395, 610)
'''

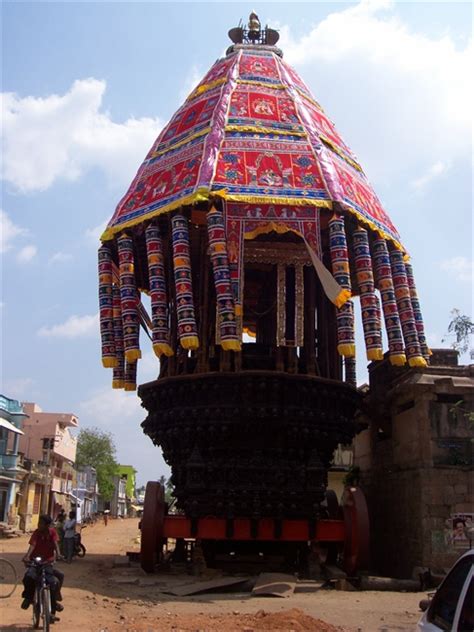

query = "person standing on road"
(56, 507), (66, 555)
(63, 511), (77, 563)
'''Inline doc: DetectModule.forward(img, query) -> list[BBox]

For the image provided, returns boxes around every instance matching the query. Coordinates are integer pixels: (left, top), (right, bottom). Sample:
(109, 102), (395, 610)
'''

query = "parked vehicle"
(418, 549), (473, 631)
(73, 529), (86, 558)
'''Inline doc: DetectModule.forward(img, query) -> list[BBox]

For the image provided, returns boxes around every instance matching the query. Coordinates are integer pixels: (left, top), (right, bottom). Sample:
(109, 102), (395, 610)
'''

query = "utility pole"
(40, 436), (55, 515)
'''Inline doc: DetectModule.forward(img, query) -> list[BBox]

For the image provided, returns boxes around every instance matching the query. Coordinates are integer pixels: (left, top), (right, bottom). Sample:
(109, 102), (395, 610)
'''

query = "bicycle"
(27, 557), (56, 631)
(0, 556), (18, 598)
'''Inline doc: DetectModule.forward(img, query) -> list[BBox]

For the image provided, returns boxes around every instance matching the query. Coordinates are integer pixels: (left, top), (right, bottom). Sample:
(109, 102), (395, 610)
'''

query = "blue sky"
(1, 1), (472, 485)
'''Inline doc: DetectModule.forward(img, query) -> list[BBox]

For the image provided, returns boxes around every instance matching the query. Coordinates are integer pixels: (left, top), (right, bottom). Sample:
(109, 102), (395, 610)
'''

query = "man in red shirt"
(21, 514), (64, 619)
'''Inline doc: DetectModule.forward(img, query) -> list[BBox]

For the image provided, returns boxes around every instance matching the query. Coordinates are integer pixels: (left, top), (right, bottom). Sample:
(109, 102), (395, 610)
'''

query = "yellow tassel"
(187, 78), (226, 100)
(221, 339), (242, 352)
(334, 288), (352, 309)
(234, 304), (243, 316)
(150, 127), (211, 158)
(125, 349), (142, 363)
(320, 135), (363, 172)
(408, 356), (427, 368)
(212, 189), (333, 210)
(112, 379), (124, 389)
(389, 353), (406, 366)
(337, 343), (356, 357)
(102, 357), (118, 369)
(225, 124), (305, 137)
(236, 79), (286, 90)
(180, 336), (199, 350)
(153, 343), (174, 358)
(367, 348), (384, 361)
(124, 382), (137, 392)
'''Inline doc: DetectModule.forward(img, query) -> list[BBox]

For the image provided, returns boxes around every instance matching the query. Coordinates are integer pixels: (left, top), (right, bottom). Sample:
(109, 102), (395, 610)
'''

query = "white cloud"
(80, 387), (141, 426)
(279, 1), (472, 182)
(38, 312), (99, 338)
(0, 209), (27, 253)
(411, 161), (449, 191)
(179, 64), (203, 103)
(1, 377), (35, 400)
(48, 251), (73, 265)
(440, 257), (473, 283)
(84, 218), (108, 246)
(1, 79), (163, 193)
(16, 244), (37, 263)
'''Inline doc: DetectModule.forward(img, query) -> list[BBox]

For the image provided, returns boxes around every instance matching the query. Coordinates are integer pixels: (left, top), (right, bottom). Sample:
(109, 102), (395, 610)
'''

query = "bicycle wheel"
(0, 557), (18, 598)
(76, 543), (86, 558)
(32, 590), (41, 629)
(41, 587), (51, 632)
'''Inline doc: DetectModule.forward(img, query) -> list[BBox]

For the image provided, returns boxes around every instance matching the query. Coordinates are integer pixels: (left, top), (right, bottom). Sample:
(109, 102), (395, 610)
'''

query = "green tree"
(76, 428), (118, 501)
(443, 309), (474, 358)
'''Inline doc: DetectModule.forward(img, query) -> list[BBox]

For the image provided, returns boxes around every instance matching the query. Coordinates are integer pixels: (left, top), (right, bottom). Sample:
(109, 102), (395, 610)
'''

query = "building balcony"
(0, 453), (20, 470)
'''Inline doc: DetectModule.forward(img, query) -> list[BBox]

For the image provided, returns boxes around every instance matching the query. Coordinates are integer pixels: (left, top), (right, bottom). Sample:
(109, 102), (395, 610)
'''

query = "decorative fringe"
(213, 189), (333, 210)
(117, 234), (142, 364)
(225, 124), (306, 137)
(207, 206), (241, 352)
(372, 237), (407, 366)
(171, 213), (200, 350)
(124, 360), (137, 391)
(328, 214), (355, 358)
(151, 127), (211, 158)
(338, 343), (356, 356)
(353, 226), (384, 362)
(98, 244), (117, 369)
(390, 354), (407, 367)
(101, 188), (210, 241)
(389, 249), (425, 367)
(112, 285), (125, 388)
(405, 261), (430, 361)
(408, 356), (427, 368)
(334, 288), (352, 310)
(145, 222), (174, 358)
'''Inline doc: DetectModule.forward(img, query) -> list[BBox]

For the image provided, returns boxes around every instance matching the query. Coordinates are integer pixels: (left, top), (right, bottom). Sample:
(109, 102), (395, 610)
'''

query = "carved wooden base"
(139, 371), (359, 520)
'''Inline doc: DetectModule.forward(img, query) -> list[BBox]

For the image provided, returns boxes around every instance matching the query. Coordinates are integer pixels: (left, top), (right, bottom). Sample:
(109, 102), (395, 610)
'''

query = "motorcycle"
(73, 528), (86, 558)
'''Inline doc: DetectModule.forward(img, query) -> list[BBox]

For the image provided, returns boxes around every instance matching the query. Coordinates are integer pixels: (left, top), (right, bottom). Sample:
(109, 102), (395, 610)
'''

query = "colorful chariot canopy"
(98, 14), (430, 390)
(101, 16), (401, 250)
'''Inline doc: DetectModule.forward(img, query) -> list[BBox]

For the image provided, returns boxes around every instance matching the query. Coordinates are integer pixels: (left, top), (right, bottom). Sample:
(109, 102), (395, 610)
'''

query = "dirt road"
(0, 518), (424, 631)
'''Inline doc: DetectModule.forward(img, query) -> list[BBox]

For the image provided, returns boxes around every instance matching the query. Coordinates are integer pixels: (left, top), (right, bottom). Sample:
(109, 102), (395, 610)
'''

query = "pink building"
(19, 403), (78, 517)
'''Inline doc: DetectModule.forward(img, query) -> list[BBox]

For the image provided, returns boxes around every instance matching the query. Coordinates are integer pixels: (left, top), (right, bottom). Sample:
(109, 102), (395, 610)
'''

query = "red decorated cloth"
(103, 48), (403, 250)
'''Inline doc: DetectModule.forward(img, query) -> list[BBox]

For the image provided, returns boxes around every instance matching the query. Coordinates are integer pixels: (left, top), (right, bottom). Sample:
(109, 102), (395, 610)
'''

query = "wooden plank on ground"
(251, 573), (296, 598)
(164, 576), (250, 596)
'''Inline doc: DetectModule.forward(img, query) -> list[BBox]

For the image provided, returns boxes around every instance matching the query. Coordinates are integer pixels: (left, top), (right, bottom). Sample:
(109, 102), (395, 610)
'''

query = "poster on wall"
(444, 513), (474, 549)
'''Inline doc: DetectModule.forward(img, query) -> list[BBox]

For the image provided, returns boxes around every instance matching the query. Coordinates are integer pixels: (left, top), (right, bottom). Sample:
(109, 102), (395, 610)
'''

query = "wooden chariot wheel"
(140, 481), (165, 573)
(341, 486), (370, 576)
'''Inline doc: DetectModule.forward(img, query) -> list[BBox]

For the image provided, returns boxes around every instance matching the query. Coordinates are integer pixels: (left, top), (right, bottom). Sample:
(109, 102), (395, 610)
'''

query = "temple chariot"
(98, 14), (429, 573)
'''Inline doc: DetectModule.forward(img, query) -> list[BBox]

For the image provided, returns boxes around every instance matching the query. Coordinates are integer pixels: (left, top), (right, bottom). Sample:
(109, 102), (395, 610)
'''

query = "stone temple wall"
(354, 350), (473, 578)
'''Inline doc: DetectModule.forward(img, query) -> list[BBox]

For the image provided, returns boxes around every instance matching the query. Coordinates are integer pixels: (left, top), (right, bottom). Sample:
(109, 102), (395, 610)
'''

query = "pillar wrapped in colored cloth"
(112, 285), (125, 388)
(117, 234), (141, 363)
(124, 360), (137, 392)
(328, 214), (355, 357)
(145, 223), (174, 358)
(405, 261), (430, 361)
(353, 227), (383, 361)
(207, 207), (241, 351)
(389, 249), (426, 367)
(171, 213), (199, 350)
(344, 356), (357, 387)
(372, 237), (406, 366)
(98, 244), (117, 368)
